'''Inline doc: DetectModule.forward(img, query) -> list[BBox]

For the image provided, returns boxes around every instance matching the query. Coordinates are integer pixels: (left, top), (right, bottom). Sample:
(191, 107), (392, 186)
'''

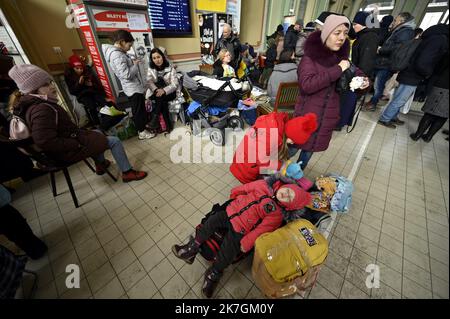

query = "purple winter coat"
(294, 31), (362, 152)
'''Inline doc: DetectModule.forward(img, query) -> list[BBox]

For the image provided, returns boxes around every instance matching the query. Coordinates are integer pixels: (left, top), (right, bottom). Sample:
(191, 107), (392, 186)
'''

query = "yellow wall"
(239, 0), (265, 46)
(0, 0), (83, 70)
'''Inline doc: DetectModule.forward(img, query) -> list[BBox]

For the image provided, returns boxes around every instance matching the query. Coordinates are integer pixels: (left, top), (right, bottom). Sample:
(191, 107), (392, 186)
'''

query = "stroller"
(183, 73), (252, 146)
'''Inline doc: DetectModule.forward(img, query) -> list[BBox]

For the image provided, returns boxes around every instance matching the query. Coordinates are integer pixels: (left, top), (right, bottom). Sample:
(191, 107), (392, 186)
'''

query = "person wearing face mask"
(64, 54), (105, 126)
(8, 64), (147, 183)
(172, 177), (311, 298)
(291, 15), (369, 169)
(103, 30), (153, 140)
(146, 48), (179, 134)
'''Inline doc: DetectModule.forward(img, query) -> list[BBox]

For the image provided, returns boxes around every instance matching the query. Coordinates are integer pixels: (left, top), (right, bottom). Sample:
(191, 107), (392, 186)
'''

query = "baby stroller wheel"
(210, 128), (225, 146)
(228, 115), (244, 131)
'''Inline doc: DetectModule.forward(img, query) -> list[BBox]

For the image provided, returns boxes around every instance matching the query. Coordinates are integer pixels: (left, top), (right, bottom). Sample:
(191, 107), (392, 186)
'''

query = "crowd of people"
(0, 7), (448, 300)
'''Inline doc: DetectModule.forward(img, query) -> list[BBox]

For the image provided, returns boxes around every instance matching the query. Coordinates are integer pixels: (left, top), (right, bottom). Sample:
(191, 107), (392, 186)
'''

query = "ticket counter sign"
(92, 9), (150, 31)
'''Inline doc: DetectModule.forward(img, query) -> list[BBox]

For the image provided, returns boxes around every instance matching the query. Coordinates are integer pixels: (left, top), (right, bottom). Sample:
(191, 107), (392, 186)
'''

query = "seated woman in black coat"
(213, 49), (236, 79)
(64, 54), (107, 126)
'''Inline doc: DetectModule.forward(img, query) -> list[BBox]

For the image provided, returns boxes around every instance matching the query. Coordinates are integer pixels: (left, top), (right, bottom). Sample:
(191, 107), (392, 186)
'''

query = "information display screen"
(147, 0), (192, 37)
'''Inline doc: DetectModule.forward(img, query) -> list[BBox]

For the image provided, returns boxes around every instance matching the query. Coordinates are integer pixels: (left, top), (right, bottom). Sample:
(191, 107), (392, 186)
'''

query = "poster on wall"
(197, 0), (227, 13)
(199, 13), (215, 58)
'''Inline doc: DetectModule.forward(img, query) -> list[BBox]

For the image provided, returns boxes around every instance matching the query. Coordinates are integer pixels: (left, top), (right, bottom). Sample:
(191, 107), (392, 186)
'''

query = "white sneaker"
(138, 130), (156, 140)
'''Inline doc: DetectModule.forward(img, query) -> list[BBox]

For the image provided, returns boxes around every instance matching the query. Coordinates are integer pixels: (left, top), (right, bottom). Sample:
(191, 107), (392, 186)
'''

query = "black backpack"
(390, 38), (422, 73)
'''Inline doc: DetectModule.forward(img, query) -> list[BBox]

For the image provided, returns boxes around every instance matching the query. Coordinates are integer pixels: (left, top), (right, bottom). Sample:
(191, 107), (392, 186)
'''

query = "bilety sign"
(93, 9), (129, 29)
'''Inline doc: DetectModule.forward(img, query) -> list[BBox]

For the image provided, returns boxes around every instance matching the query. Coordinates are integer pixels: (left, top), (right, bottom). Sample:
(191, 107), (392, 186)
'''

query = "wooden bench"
(257, 81), (299, 117)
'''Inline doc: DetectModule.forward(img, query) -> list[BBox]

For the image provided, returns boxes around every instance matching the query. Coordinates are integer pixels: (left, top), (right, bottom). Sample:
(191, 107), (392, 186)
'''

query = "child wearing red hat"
(230, 112), (318, 184)
(64, 54), (108, 126)
(172, 177), (312, 298)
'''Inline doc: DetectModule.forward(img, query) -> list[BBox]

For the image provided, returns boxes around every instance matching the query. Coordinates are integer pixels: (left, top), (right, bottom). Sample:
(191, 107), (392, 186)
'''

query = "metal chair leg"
(84, 158), (117, 182)
(50, 172), (57, 197)
(83, 159), (95, 173)
(62, 167), (79, 208)
(105, 168), (118, 182)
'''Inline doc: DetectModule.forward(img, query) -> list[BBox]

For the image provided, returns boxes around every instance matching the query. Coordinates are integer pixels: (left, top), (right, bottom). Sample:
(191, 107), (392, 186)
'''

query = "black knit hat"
(304, 22), (315, 32)
(315, 11), (335, 25)
(353, 11), (371, 26)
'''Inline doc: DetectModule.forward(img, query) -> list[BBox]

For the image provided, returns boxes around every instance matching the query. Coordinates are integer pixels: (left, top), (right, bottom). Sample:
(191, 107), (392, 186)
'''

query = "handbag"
(336, 63), (356, 94)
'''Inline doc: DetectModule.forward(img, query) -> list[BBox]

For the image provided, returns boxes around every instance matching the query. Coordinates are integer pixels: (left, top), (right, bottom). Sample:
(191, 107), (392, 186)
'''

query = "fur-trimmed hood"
(303, 31), (350, 67)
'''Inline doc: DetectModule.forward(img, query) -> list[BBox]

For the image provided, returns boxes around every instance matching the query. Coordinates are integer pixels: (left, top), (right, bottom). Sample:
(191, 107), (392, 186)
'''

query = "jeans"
(287, 146), (314, 169)
(370, 69), (392, 105)
(379, 84), (417, 123)
(297, 151), (314, 169)
(93, 135), (132, 173)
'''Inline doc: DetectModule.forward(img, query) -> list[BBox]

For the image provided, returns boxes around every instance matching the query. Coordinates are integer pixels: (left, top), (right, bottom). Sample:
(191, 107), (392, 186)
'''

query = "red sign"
(94, 11), (128, 23)
(74, 4), (115, 102)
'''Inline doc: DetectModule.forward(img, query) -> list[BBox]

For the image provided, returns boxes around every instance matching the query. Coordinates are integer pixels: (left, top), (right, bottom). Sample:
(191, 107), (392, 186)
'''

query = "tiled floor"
(3, 101), (449, 299)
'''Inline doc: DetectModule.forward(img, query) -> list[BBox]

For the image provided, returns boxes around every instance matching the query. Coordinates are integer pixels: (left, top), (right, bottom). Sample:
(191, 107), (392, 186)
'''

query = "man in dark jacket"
(267, 24), (284, 41)
(284, 19), (308, 61)
(214, 24), (241, 70)
(365, 12), (415, 111)
(351, 11), (380, 79)
(379, 24), (449, 128)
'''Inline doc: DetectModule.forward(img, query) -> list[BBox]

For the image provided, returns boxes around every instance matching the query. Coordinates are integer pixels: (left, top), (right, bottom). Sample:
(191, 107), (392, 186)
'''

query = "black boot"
(409, 133), (421, 141)
(0, 205), (48, 259)
(202, 267), (223, 298)
(172, 236), (199, 264)
(412, 114), (434, 141)
(422, 116), (447, 143)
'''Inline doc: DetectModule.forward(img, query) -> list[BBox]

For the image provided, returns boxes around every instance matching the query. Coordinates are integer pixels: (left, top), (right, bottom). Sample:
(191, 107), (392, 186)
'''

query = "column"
(302, 0), (317, 24)
(313, 0), (330, 20)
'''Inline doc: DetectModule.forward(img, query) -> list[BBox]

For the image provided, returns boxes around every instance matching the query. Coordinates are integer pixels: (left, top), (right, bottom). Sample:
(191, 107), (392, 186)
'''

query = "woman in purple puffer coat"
(292, 15), (369, 169)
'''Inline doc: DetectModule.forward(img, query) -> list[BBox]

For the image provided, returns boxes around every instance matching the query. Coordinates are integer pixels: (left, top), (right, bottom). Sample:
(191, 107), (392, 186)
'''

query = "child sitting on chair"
(172, 176), (311, 298)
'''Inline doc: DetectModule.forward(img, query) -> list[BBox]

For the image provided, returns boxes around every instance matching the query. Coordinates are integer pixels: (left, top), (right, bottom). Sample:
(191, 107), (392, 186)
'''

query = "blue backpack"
(327, 174), (353, 213)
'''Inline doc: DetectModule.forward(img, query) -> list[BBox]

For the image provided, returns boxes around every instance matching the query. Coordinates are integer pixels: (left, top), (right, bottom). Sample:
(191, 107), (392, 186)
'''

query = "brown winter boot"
(202, 267), (223, 298)
(172, 236), (199, 264)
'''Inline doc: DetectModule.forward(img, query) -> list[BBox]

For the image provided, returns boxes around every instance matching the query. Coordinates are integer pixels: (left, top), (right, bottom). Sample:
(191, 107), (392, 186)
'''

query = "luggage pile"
(252, 219), (328, 298)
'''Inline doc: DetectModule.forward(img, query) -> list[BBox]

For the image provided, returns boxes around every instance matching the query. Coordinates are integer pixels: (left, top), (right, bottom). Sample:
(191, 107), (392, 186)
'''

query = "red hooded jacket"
(230, 112), (317, 184)
(230, 112), (288, 184)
